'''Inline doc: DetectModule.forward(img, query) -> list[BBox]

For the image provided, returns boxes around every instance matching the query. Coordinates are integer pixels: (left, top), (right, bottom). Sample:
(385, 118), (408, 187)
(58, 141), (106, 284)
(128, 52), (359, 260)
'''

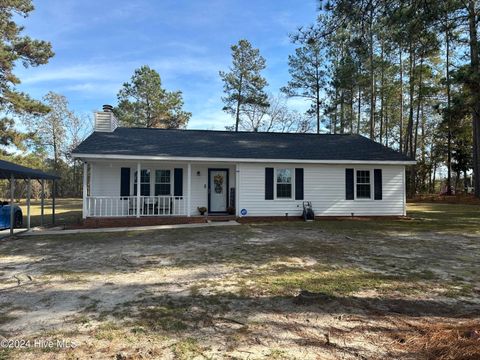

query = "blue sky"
(16, 0), (318, 130)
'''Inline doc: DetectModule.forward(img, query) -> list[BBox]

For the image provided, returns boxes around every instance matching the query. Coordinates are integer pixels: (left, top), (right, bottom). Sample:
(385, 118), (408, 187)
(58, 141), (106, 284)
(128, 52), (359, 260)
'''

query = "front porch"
(82, 160), (238, 219)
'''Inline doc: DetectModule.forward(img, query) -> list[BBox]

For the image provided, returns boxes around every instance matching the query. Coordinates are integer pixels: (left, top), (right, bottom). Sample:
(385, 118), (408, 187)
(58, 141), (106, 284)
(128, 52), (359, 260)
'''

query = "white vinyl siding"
(89, 161), (405, 217)
(90, 163), (120, 197)
(238, 163), (405, 216)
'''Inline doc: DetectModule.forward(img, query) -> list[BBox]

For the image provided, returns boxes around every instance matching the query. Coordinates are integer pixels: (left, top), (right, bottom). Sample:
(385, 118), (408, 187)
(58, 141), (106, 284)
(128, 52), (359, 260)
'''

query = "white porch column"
(136, 162), (141, 218)
(89, 163), (93, 193)
(27, 178), (31, 229)
(187, 163), (191, 217)
(82, 162), (88, 219)
(235, 164), (240, 217)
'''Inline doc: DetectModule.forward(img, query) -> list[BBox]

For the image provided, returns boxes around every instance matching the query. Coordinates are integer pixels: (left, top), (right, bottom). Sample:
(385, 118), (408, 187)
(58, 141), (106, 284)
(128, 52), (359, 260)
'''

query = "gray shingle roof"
(72, 128), (414, 162)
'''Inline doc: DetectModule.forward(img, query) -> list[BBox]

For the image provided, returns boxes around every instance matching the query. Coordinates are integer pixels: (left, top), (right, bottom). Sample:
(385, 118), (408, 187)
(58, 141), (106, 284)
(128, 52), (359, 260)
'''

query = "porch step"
(206, 215), (236, 222)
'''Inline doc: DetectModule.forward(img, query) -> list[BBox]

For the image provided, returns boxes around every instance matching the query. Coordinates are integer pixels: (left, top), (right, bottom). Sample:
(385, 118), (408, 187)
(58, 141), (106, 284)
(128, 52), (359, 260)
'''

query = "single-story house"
(72, 106), (415, 221)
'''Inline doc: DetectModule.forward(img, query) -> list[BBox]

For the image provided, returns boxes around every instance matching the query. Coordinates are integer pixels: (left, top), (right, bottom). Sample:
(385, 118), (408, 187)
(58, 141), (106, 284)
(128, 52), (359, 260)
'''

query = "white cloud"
(63, 82), (119, 96)
(21, 63), (120, 84)
(21, 55), (225, 86)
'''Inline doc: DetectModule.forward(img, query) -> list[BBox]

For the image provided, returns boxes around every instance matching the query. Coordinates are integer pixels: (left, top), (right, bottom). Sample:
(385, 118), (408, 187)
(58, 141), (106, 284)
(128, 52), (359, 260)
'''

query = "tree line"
(218, 0), (479, 197)
(1, 0), (478, 199)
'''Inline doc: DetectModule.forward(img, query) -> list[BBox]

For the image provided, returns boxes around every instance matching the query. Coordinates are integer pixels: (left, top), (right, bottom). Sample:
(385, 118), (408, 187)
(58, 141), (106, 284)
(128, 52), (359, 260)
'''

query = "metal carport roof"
(0, 159), (60, 237)
(0, 159), (59, 180)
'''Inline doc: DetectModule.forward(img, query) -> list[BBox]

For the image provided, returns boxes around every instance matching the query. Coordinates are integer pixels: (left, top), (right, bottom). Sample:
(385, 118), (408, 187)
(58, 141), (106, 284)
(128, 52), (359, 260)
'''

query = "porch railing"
(85, 196), (187, 217)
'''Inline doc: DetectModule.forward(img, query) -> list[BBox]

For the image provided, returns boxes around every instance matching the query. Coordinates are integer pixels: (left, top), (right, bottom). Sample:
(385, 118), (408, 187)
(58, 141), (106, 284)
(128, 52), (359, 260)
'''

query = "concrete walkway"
(0, 228), (28, 240)
(19, 220), (241, 237)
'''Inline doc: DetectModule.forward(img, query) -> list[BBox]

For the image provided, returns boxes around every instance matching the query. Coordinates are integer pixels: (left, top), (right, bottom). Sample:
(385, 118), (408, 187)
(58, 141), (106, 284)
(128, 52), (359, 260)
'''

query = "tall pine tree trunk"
(399, 48), (404, 153)
(406, 44), (416, 158)
(350, 85), (354, 134)
(414, 56), (424, 157)
(379, 39), (385, 144)
(340, 90), (345, 134)
(446, 17), (453, 195)
(420, 104), (426, 191)
(333, 89), (338, 134)
(384, 100), (389, 146)
(357, 86), (361, 134)
(467, 0), (480, 198)
(235, 74), (243, 132)
(369, 10), (375, 140)
(315, 61), (321, 134)
(410, 55), (424, 196)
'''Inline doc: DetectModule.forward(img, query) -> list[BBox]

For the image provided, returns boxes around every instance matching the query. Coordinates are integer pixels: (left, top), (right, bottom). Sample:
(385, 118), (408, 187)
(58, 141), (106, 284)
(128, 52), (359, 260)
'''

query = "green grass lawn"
(12, 198), (82, 227)
(9, 197), (480, 233)
(316, 202), (480, 235)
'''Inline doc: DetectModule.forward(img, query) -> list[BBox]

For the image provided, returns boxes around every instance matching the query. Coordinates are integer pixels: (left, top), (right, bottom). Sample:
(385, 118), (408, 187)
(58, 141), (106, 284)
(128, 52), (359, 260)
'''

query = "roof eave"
(71, 152), (416, 165)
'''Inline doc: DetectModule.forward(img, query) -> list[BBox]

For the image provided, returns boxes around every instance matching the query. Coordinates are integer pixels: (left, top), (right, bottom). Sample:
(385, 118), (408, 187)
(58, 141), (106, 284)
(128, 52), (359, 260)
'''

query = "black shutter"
(345, 168), (354, 200)
(120, 167), (130, 197)
(295, 168), (304, 200)
(374, 169), (382, 200)
(174, 168), (183, 196)
(265, 167), (274, 200)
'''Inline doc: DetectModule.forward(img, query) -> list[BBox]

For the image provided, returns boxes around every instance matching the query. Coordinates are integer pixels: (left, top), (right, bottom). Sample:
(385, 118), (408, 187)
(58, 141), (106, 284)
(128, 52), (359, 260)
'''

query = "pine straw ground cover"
(0, 203), (478, 359)
(390, 320), (480, 360)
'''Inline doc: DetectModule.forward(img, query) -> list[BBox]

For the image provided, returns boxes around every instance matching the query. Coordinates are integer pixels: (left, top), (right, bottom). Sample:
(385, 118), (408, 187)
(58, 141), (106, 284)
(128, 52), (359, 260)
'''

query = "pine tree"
(219, 39), (268, 132)
(282, 32), (325, 134)
(0, 0), (54, 152)
(115, 66), (191, 128)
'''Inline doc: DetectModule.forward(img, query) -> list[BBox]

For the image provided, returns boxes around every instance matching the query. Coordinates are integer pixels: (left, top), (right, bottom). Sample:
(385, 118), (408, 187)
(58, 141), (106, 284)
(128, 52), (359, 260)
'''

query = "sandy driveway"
(1, 206), (479, 359)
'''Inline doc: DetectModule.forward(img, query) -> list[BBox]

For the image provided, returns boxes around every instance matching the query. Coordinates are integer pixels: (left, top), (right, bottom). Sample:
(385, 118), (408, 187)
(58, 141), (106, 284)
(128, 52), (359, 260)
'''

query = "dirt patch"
(0, 203), (479, 359)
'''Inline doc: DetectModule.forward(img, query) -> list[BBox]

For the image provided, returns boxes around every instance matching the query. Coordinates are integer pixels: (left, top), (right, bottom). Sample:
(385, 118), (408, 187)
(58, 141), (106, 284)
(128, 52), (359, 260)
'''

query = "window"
(155, 170), (171, 195)
(356, 170), (371, 199)
(276, 168), (292, 199)
(134, 169), (150, 196)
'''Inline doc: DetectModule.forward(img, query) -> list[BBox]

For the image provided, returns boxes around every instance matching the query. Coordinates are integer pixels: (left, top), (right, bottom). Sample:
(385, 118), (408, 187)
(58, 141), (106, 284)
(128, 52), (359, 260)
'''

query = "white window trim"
(274, 167), (295, 200)
(354, 169), (372, 200)
(133, 168), (152, 196)
(154, 168), (173, 196)
(131, 167), (175, 196)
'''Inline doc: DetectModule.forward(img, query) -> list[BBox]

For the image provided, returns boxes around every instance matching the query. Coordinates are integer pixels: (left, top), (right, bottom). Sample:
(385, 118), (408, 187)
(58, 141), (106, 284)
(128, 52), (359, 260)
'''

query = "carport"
(0, 159), (60, 236)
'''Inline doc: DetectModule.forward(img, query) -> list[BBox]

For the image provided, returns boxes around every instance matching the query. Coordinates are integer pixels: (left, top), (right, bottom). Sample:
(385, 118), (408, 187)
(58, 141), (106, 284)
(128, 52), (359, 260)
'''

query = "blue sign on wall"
(240, 208), (248, 216)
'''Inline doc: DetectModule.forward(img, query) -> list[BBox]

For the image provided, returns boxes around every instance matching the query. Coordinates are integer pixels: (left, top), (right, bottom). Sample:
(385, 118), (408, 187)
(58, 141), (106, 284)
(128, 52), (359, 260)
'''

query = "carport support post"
(187, 163), (191, 217)
(136, 162), (141, 218)
(9, 174), (14, 235)
(52, 180), (56, 225)
(27, 178), (31, 230)
(40, 179), (45, 227)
